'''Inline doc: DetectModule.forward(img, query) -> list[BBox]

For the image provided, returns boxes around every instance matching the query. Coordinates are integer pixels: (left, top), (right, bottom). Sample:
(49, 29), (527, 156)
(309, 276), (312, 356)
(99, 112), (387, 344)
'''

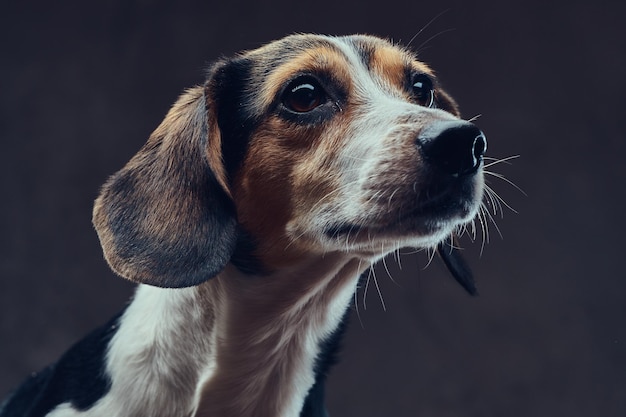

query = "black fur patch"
(209, 57), (259, 181)
(0, 311), (124, 417)
(350, 39), (376, 70)
(300, 306), (351, 417)
(230, 226), (266, 276)
(207, 57), (269, 276)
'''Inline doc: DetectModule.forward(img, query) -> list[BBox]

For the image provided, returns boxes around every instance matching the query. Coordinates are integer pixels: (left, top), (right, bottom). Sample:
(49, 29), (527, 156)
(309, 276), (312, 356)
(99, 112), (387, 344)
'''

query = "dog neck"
(103, 252), (371, 417)
(196, 254), (368, 417)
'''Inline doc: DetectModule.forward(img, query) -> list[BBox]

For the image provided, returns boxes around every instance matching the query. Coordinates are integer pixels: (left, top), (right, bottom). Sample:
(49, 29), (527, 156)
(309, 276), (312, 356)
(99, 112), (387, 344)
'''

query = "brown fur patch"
(369, 45), (412, 90)
(256, 46), (352, 111)
(230, 113), (348, 269)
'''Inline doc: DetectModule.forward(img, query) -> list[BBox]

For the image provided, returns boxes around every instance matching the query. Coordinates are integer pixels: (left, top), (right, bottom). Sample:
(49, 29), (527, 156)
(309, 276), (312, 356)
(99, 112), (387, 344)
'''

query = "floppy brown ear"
(92, 86), (237, 288)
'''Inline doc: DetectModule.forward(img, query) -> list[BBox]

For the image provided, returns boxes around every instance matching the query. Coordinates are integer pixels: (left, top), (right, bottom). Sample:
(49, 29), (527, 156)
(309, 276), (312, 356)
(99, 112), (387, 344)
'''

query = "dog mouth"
(407, 176), (480, 222)
(320, 171), (484, 297)
(323, 175), (482, 242)
(324, 223), (364, 239)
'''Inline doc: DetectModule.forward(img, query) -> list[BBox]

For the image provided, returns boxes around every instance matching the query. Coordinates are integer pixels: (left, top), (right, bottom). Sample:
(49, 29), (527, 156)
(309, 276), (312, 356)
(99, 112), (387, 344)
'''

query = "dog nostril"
(473, 133), (487, 164)
(419, 122), (487, 177)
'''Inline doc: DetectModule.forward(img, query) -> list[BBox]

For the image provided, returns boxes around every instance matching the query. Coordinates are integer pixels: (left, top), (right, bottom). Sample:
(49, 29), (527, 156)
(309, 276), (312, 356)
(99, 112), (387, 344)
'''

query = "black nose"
(418, 121), (487, 177)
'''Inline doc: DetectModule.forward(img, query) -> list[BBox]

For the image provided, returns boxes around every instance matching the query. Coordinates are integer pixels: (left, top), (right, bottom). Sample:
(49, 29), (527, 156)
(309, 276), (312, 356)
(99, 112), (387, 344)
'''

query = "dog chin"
(320, 210), (477, 253)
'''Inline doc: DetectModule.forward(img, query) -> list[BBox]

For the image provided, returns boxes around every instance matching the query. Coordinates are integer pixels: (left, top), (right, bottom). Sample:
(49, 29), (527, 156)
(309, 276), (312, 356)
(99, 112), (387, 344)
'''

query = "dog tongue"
(437, 236), (478, 296)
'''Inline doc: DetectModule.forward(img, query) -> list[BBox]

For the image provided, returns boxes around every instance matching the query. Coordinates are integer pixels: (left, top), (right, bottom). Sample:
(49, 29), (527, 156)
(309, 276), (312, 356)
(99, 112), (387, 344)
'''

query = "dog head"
(93, 34), (486, 288)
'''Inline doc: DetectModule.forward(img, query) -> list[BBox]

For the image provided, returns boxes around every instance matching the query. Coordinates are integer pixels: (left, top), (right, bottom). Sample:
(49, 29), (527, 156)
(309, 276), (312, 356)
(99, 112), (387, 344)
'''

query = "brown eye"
(412, 74), (434, 108)
(283, 77), (326, 113)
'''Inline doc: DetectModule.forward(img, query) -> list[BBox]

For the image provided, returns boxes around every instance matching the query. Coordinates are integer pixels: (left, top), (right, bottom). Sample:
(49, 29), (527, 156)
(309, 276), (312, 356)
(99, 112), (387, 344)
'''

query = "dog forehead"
(241, 34), (430, 110)
(248, 33), (419, 66)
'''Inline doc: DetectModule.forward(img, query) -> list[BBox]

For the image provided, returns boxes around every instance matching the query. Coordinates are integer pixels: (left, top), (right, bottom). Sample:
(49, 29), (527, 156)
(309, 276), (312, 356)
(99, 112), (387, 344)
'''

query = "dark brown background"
(1, 0), (625, 416)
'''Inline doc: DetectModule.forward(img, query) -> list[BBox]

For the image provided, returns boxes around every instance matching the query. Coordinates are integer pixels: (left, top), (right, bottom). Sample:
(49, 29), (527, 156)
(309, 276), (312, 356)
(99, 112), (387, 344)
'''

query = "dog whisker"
(354, 260), (365, 329)
(484, 170), (526, 195)
(424, 246), (438, 269)
(406, 9), (451, 48)
(381, 247), (401, 287)
(415, 28), (457, 53)
(477, 204), (489, 256)
(453, 154), (522, 257)
(394, 244), (403, 269)
(483, 184), (502, 216)
(487, 184), (518, 214)
(387, 187), (400, 209)
(362, 266), (373, 311)
(471, 217), (478, 241)
(482, 204), (504, 240)
(467, 114), (483, 123)
(371, 267), (387, 312)
(483, 154), (519, 166)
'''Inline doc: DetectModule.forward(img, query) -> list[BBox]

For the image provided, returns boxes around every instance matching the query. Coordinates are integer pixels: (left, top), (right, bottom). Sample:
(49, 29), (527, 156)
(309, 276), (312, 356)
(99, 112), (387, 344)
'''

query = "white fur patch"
(46, 285), (218, 417)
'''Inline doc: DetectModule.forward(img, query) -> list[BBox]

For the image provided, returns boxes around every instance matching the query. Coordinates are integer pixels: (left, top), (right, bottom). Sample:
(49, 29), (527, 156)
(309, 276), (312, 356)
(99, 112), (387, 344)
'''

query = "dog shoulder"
(0, 312), (124, 417)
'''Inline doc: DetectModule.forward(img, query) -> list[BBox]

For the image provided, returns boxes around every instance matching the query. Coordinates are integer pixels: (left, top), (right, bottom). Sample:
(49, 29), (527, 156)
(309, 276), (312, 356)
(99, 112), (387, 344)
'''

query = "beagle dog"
(1, 33), (487, 417)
